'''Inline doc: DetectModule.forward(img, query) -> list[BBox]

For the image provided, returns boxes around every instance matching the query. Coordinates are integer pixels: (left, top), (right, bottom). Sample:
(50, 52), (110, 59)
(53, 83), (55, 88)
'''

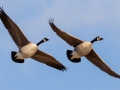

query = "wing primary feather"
(31, 50), (67, 71)
(85, 49), (120, 79)
(48, 18), (83, 46)
(0, 7), (29, 48)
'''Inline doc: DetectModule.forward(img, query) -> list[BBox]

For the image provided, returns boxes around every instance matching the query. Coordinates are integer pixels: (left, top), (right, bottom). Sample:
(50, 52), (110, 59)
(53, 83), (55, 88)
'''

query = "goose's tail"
(11, 51), (24, 63)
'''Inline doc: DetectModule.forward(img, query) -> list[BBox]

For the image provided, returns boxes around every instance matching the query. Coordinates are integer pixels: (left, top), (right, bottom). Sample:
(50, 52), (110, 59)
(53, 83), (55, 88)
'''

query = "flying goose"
(48, 18), (120, 78)
(0, 8), (67, 71)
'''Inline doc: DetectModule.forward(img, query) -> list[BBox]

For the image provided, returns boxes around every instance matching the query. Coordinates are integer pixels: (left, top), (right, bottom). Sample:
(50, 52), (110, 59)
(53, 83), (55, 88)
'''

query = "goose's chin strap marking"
(11, 51), (24, 63)
(66, 50), (81, 63)
(43, 38), (47, 42)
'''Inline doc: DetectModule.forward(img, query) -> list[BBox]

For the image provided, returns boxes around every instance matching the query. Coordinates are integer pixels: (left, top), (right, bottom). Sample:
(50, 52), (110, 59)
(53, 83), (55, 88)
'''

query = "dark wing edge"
(85, 49), (120, 79)
(48, 18), (83, 46)
(0, 7), (29, 48)
(31, 50), (67, 71)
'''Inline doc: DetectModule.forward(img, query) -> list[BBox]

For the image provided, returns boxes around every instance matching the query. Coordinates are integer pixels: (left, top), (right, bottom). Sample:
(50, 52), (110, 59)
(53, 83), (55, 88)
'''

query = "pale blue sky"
(0, 0), (120, 90)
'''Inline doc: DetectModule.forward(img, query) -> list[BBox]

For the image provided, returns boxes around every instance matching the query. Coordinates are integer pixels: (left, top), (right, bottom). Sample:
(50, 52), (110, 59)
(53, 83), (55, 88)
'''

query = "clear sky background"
(0, 0), (120, 90)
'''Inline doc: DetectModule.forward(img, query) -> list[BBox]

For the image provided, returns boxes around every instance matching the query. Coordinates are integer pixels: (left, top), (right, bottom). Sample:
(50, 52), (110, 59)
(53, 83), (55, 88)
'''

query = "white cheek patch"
(43, 39), (46, 42)
(97, 37), (100, 41)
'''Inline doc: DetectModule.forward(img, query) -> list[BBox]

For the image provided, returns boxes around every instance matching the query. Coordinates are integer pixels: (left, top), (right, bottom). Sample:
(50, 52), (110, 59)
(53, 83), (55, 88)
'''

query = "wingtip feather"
(0, 6), (4, 12)
(48, 17), (54, 24)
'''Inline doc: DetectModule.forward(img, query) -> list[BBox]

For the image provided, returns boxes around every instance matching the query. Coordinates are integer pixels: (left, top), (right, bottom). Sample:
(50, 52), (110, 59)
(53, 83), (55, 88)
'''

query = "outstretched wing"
(48, 18), (83, 47)
(31, 50), (67, 71)
(85, 49), (120, 79)
(0, 7), (29, 48)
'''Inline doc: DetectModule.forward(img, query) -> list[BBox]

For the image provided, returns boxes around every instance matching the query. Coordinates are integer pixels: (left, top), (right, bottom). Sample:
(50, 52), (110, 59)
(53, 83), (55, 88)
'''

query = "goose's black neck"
(36, 38), (49, 46)
(91, 38), (97, 43)
(37, 40), (44, 46)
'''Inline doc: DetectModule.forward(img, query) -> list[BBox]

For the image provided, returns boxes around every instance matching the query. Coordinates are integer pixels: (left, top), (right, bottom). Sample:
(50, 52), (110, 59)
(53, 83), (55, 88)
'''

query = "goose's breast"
(75, 42), (92, 56)
(20, 43), (38, 58)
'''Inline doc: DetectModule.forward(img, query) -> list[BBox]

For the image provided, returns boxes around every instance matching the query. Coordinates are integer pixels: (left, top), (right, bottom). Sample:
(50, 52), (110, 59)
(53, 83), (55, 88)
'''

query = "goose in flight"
(48, 18), (120, 78)
(0, 7), (67, 71)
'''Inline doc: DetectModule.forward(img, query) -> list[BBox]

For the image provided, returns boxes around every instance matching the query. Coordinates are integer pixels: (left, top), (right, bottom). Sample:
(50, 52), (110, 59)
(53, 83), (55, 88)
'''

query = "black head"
(37, 37), (49, 46)
(96, 36), (103, 41)
(43, 37), (49, 42)
(91, 36), (103, 43)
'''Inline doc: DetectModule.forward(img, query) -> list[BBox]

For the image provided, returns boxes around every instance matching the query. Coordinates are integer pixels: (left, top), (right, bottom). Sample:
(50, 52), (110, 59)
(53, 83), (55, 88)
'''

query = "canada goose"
(48, 18), (120, 78)
(0, 8), (67, 71)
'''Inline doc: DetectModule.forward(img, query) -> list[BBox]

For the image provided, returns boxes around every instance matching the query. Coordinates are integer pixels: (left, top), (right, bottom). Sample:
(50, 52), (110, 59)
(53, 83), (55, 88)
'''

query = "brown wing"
(48, 18), (83, 46)
(85, 49), (120, 79)
(0, 7), (29, 48)
(31, 50), (67, 71)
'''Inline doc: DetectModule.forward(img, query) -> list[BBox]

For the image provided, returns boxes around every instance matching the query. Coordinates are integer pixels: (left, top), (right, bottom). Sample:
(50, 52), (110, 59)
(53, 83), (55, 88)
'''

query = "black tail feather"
(66, 50), (73, 60)
(11, 51), (17, 60)
(66, 50), (81, 63)
(70, 58), (81, 63)
(11, 51), (24, 63)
